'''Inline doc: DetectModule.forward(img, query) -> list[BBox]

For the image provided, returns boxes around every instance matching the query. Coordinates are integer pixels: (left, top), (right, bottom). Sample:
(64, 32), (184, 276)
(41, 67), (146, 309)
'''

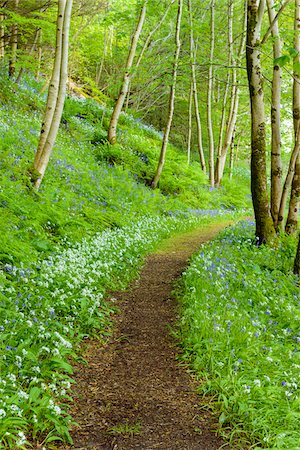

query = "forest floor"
(61, 221), (234, 450)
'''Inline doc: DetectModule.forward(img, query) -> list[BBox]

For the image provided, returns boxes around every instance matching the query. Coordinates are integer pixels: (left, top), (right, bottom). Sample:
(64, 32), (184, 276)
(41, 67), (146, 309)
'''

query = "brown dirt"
(62, 222), (233, 450)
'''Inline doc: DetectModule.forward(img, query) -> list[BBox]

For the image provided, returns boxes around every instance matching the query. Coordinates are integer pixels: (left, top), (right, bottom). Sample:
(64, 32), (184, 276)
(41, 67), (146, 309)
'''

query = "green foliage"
(178, 221), (299, 448)
(0, 72), (251, 447)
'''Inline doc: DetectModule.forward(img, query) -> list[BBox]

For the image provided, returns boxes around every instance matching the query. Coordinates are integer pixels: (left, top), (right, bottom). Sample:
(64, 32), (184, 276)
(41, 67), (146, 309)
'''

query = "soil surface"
(63, 222), (233, 450)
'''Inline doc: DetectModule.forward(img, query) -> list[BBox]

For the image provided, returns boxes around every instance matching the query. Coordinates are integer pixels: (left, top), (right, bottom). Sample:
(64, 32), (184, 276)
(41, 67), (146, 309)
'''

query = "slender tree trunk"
(34, 1), (66, 169)
(266, 0), (283, 229)
(8, 0), (19, 77)
(278, 121), (300, 229)
(187, 80), (193, 164)
(0, 13), (5, 58)
(108, 2), (147, 144)
(215, 0), (247, 186)
(215, 71), (230, 184)
(32, 0), (73, 189)
(188, 0), (206, 172)
(246, 0), (275, 244)
(36, 28), (42, 80)
(294, 233), (300, 276)
(286, 0), (300, 234)
(96, 28), (108, 85)
(215, 0), (233, 186)
(229, 127), (237, 179)
(207, 0), (215, 188)
(152, 0), (183, 188)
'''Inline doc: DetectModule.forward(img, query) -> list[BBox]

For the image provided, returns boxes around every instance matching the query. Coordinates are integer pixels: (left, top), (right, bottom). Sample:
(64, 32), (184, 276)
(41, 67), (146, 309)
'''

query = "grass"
(178, 220), (299, 449)
(108, 420), (142, 436)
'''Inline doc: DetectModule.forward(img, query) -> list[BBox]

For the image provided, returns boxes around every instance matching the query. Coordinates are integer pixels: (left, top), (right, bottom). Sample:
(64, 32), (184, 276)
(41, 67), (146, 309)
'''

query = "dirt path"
(65, 222), (232, 450)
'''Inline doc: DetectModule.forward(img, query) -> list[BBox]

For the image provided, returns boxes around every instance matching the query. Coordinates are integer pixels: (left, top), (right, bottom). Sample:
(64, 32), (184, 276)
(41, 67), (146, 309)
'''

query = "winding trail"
(64, 222), (233, 450)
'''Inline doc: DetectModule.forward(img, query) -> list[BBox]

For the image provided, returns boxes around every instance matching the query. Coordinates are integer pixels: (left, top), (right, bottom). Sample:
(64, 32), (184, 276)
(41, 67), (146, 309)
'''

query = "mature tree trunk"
(267, 0), (283, 229)
(152, 0), (182, 188)
(246, 0), (275, 244)
(188, 0), (206, 172)
(286, 0), (300, 234)
(32, 0), (73, 189)
(8, 0), (19, 77)
(215, 0), (247, 186)
(294, 233), (300, 276)
(108, 2), (147, 144)
(207, 0), (215, 188)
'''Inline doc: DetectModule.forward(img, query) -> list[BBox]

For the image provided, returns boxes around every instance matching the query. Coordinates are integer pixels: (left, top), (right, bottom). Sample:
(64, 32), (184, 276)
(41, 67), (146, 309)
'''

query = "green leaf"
(288, 47), (299, 58)
(274, 55), (290, 67)
(219, 412), (227, 424)
(50, 358), (73, 374)
(29, 387), (41, 402)
(45, 435), (63, 443)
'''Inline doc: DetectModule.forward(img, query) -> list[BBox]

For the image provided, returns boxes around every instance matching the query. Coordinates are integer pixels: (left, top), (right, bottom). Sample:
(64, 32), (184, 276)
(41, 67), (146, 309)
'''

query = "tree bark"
(215, 0), (247, 186)
(294, 233), (300, 276)
(108, 2), (147, 144)
(246, 0), (276, 244)
(286, 0), (300, 234)
(8, 0), (19, 77)
(278, 121), (300, 230)
(0, 13), (5, 58)
(187, 80), (192, 165)
(207, 0), (215, 188)
(215, 0), (233, 186)
(32, 0), (73, 189)
(188, 0), (206, 172)
(266, 0), (283, 229)
(152, 0), (183, 188)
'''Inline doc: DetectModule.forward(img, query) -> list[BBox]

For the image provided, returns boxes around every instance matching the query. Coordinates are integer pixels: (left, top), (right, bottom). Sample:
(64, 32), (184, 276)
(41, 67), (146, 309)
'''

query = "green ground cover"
(178, 220), (299, 449)
(0, 72), (251, 447)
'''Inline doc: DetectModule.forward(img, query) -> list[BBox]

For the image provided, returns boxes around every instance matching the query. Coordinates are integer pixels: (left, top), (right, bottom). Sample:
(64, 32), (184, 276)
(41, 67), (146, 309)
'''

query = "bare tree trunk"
(215, 0), (247, 186)
(207, 0), (215, 188)
(0, 13), (5, 58)
(266, 0), (283, 229)
(96, 27), (109, 85)
(294, 233), (300, 276)
(36, 28), (42, 80)
(108, 2), (147, 144)
(8, 0), (19, 77)
(32, 0), (73, 189)
(152, 0), (183, 188)
(188, 0), (206, 172)
(286, 0), (300, 234)
(246, 0), (275, 244)
(34, 1), (66, 169)
(229, 127), (237, 179)
(278, 121), (300, 230)
(187, 80), (192, 165)
(215, 0), (233, 186)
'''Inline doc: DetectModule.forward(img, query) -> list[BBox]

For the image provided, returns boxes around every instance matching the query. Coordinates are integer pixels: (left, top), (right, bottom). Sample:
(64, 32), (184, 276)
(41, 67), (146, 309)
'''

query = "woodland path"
(63, 222), (233, 450)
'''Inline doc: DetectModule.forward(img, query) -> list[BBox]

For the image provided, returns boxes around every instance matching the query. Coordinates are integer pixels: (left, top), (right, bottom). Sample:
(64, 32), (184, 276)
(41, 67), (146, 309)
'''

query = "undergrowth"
(178, 221), (299, 449)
